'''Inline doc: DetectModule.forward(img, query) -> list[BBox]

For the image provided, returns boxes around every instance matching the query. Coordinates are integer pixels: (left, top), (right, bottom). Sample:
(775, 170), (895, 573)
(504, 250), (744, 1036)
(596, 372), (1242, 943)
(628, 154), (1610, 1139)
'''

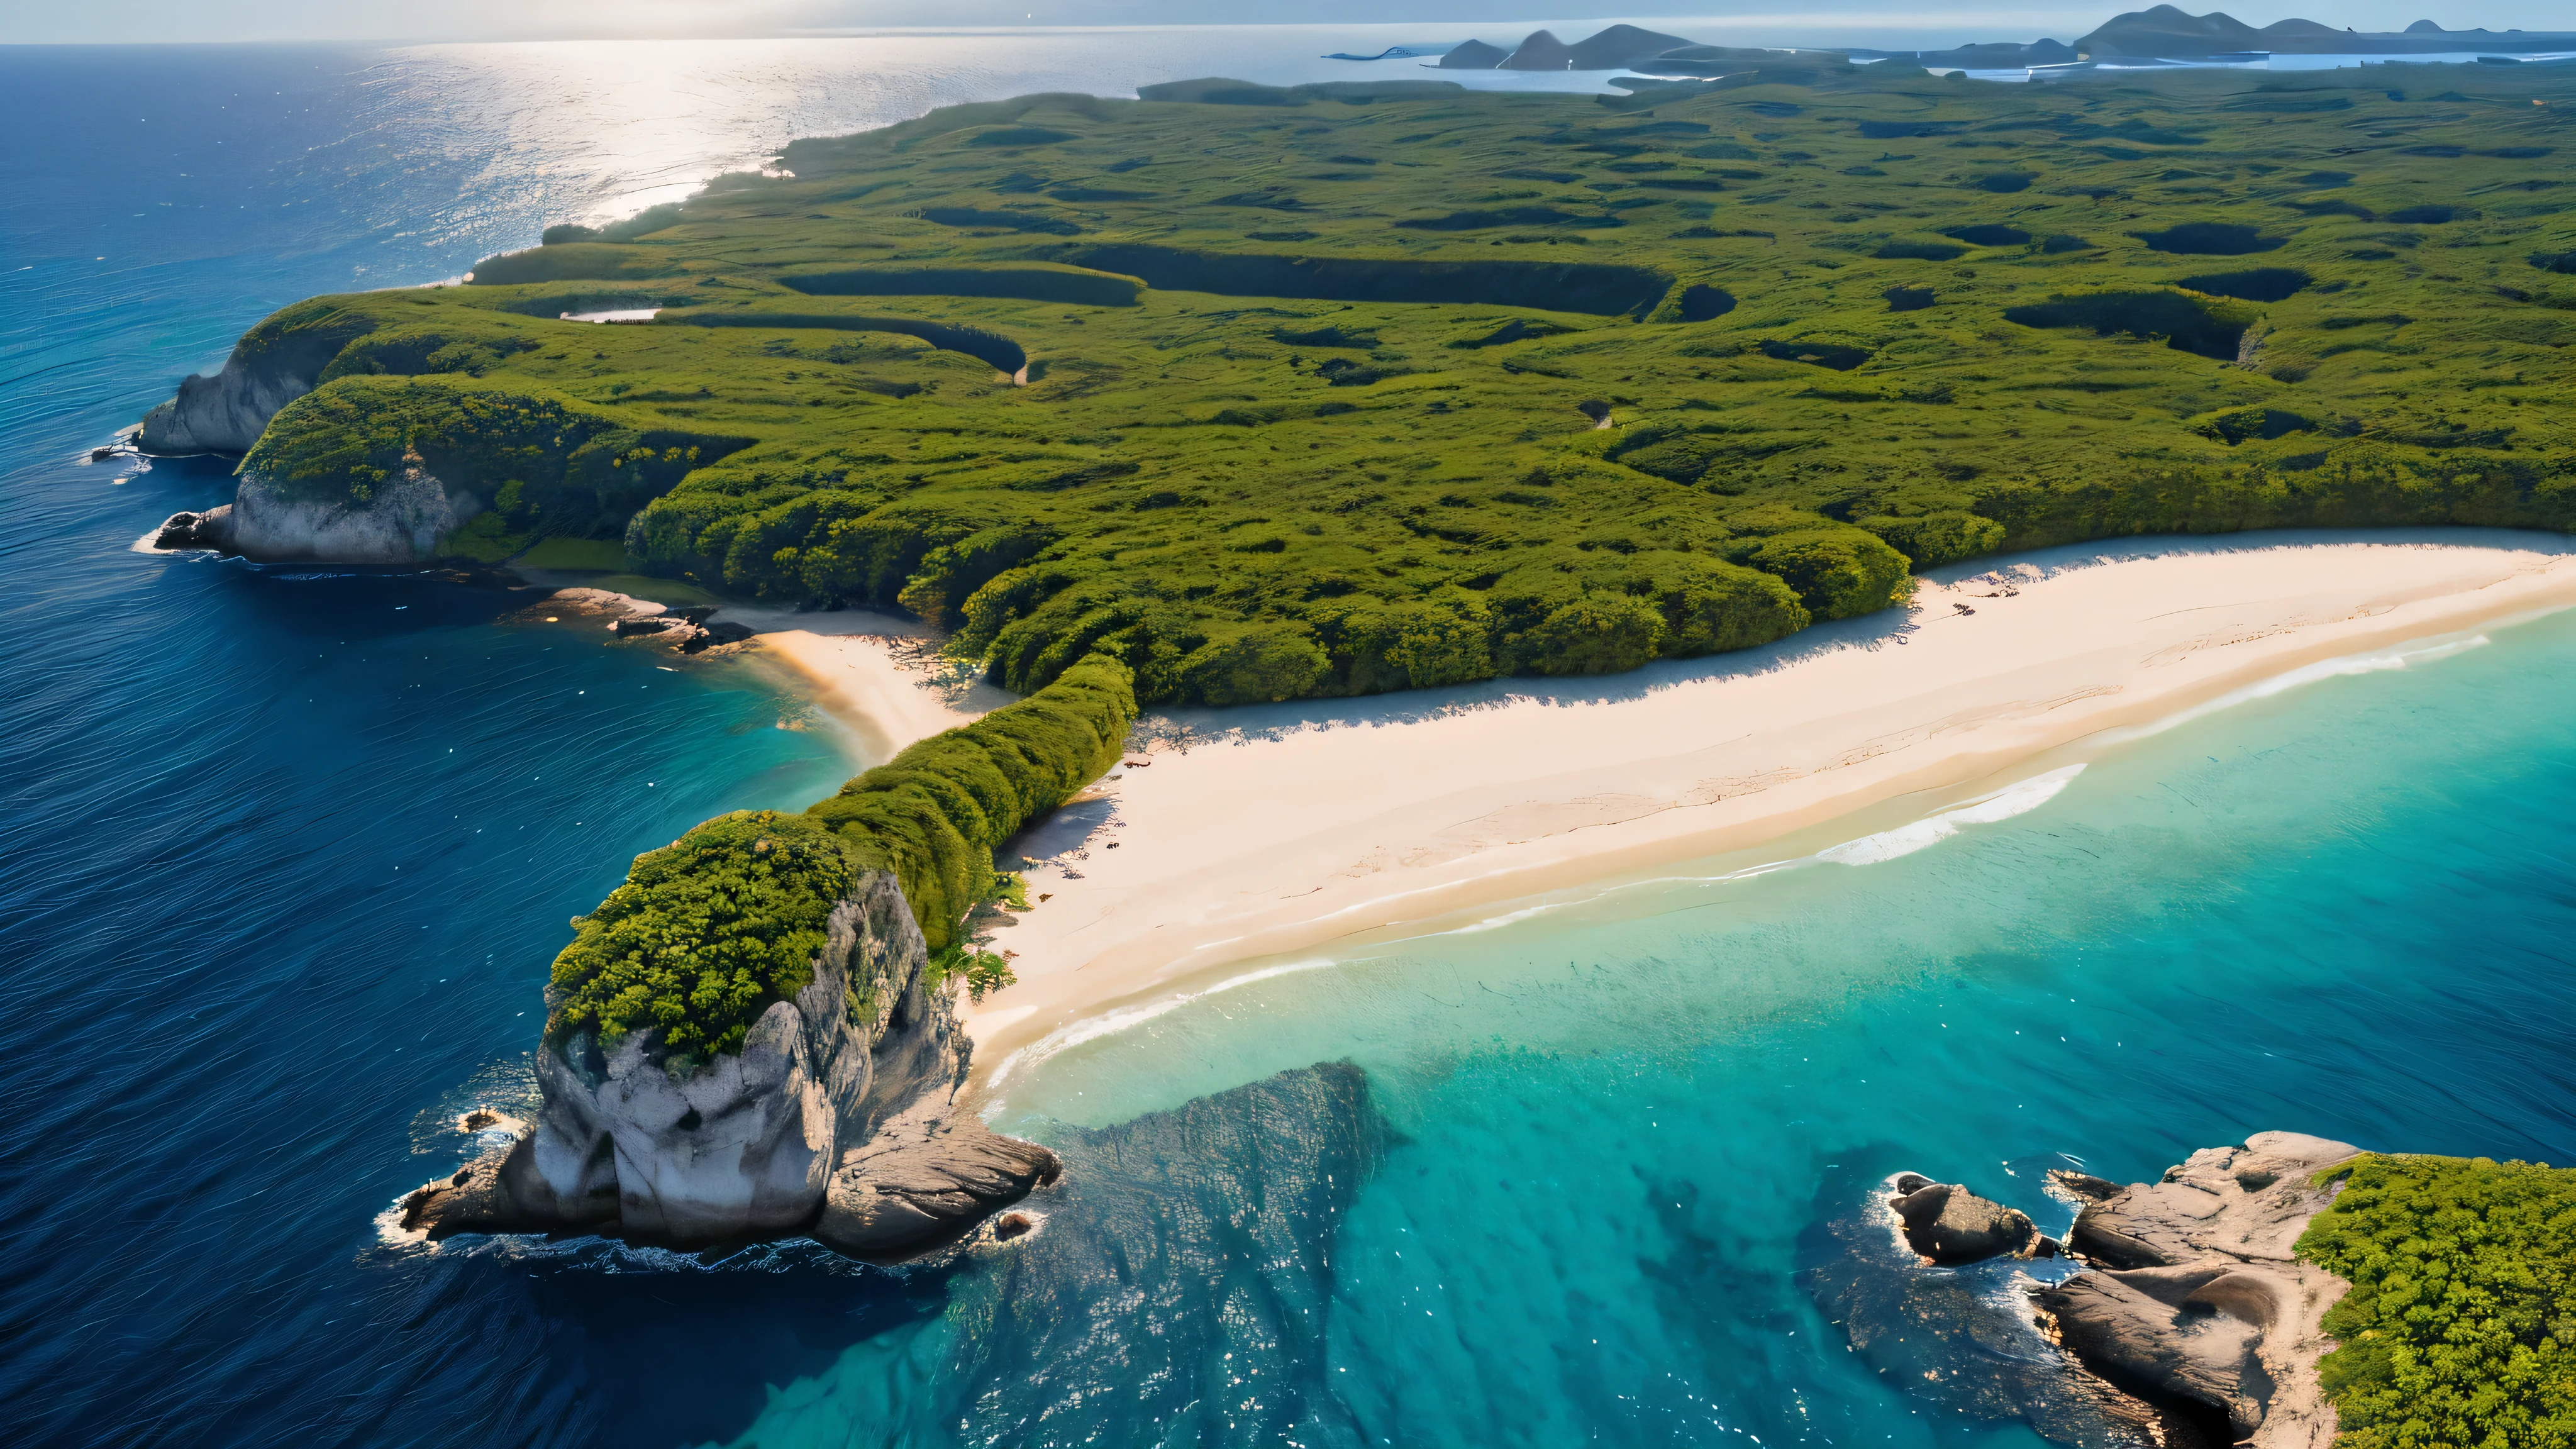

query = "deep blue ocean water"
(3, 35), (2573, 1449)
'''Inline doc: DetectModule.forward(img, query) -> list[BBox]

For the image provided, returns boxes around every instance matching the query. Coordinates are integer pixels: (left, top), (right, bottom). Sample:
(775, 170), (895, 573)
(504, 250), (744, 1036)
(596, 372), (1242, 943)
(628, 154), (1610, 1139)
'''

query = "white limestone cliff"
(401, 871), (1057, 1260)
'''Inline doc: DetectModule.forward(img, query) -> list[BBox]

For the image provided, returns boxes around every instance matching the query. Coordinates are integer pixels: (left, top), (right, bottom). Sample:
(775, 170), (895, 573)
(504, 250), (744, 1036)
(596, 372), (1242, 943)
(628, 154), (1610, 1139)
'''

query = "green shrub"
(784, 264), (1141, 308)
(543, 657), (1133, 1062)
(545, 811), (854, 1060)
(1643, 553), (1811, 655)
(1516, 592), (1665, 675)
(2297, 1153), (2576, 1448)
(1750, 530), (1915, 619)
(467, 243), (679, 286)
(1180, 624), (1331, 704)
(2002, 287), (2261, 361)
(1859, 513), (2006, 570)
(245, 376), (750, 541)
(1318, 596), (1495, 694)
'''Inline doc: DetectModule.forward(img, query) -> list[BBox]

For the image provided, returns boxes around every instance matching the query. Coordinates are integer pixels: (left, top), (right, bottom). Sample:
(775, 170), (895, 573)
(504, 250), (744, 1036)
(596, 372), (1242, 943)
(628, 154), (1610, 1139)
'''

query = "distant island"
(1405, 8), (2576, 75)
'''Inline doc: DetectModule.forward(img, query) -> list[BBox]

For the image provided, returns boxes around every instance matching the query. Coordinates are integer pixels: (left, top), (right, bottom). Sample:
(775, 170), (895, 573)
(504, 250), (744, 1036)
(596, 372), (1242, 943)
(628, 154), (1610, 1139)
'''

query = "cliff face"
(237, 452), (478, 562)
(138, 323), (353, 455)
(402, 871), (1057, 1260)
(155, 452), (476, 562)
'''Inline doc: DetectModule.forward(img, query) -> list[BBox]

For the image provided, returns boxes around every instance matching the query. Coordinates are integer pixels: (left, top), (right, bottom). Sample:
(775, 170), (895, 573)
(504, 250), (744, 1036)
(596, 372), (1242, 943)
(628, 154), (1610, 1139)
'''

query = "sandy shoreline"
(744, 530), (2576, 1084)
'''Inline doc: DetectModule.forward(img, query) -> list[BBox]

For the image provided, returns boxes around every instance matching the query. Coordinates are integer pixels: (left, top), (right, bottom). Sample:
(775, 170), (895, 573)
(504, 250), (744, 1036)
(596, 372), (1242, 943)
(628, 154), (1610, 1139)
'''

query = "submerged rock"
(400, 871), (1055, 1260)
(938, 1063), (1384, 1442)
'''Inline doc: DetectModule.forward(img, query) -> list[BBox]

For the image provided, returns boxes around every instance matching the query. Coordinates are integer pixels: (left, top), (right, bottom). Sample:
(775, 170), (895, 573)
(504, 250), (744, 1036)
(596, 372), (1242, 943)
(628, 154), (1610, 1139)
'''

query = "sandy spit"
(753, 531), (2576, 1083)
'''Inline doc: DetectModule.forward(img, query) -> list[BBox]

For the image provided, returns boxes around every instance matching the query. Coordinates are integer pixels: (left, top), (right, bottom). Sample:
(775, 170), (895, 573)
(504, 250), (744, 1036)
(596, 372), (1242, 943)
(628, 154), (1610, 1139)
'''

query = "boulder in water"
(1890, 1175), (2043, 1263)
(153, 506), (234, 551)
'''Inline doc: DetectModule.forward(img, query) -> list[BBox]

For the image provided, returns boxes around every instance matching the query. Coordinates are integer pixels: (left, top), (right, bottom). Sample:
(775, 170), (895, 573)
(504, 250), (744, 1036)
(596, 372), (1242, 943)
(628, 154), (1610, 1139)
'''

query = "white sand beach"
(747, 531), (2576, 1079)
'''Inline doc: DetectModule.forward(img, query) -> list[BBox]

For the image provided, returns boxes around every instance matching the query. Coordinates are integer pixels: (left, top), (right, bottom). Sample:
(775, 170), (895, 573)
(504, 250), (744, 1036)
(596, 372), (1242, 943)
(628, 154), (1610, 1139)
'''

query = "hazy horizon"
(7, 3), (2572, 48)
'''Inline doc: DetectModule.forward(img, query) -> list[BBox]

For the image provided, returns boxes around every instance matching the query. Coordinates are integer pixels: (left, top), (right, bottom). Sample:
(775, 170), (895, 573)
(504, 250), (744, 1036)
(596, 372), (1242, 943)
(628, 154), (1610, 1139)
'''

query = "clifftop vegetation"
(2298, 1153), (2576, 1448)
(221, 60), (2575, 705)
(545, 654), (1137, 1058)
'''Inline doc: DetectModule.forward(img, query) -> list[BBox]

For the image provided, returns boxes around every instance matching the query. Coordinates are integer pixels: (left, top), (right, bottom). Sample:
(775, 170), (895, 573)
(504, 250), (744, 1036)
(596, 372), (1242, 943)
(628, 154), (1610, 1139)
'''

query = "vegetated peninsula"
(148, 54), (2575, 715)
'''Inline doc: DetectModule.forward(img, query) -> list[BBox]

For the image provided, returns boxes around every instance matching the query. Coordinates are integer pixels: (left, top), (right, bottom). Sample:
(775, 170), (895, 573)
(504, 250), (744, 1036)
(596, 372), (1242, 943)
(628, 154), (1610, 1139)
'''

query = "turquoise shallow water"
(714, 604), (2576, 1448)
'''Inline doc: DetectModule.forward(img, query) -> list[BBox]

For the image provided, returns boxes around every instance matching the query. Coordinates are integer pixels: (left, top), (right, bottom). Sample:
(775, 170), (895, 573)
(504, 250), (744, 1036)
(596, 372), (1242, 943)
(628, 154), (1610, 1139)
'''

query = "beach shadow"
(1135, 525), (2576, 747)
(1001, 794), (1119, 867)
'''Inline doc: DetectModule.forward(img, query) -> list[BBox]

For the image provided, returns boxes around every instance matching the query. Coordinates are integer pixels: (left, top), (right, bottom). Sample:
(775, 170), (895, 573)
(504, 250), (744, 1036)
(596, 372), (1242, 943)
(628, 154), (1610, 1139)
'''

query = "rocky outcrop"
(231, 452), (477, 562)
(139, 328), (350, 455)
(2035, 1131), (2362, 1449)
(1889, 1172), (2055, 1263)
(152, 508), (232, 551)
(401, 871), (1058, 1260)
(1816, 1133), (2362, 1448)
(152, 451), (477, 562)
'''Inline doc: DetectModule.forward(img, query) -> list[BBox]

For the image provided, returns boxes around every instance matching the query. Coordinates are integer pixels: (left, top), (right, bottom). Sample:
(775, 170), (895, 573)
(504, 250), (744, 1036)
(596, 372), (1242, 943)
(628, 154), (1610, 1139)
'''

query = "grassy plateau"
(216, 59), (2576, 707)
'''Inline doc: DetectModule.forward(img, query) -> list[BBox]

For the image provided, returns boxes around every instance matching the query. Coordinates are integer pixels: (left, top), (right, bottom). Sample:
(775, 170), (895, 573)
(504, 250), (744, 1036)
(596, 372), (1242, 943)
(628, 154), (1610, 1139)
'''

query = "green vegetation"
(219, 60), (2575, 706)
(545, 655), (1135, 1058)
(545, 810), (853, 1060)
(2298, 1153), (2576, 1448)
(806, 650), (1133, 949)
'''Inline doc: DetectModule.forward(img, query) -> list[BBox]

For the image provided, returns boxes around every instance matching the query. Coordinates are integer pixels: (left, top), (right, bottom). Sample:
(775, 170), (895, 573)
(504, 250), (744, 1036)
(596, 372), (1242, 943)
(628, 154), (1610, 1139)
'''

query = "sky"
(3, 1), (2569, 47)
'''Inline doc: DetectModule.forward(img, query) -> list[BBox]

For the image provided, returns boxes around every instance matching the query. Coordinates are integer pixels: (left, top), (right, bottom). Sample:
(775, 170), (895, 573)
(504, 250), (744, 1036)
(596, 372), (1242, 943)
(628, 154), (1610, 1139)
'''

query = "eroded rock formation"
(1816, 1133), (2362, 1448)
(150, 451), (479, 562)
(2035, 1131), (2360, 1448)
(401, 871), (1057, 1261)
(139, 329), (339, 454)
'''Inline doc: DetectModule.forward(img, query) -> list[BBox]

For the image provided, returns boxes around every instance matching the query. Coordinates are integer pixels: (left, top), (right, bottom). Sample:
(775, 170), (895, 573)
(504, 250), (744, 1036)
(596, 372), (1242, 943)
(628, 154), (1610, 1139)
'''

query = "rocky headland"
(138, 306), (348, 455)
(400, 870), (1057, 1262)
(1814, 1130), (2363, 1448)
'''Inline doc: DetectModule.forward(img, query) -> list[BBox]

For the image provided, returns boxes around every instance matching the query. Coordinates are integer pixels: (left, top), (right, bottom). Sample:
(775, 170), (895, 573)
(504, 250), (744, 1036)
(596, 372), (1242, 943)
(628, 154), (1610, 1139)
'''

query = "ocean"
(3, 32), (2572, 1449)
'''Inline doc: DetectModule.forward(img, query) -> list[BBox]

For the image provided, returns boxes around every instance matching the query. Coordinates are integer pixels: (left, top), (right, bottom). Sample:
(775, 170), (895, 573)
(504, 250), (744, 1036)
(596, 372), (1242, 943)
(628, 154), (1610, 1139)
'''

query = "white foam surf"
(983, 954), (1344, 1095)
(1817, 765), (2088, 867)
(2097, 633), (2490, 745)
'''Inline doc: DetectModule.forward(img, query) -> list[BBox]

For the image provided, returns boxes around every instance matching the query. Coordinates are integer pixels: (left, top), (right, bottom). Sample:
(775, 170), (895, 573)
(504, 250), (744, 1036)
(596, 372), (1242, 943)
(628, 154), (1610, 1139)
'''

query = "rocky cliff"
(154, 451), (479, 562)
(137, 313), (358, 454)
(400, 870), (1057, 1261)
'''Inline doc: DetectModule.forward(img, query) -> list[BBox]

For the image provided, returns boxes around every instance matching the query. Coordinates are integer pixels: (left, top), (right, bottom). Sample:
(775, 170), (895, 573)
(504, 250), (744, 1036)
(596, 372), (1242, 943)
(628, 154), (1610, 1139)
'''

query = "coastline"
(741, 612), (1019, 763)
(752, 530), (2576, 1085)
